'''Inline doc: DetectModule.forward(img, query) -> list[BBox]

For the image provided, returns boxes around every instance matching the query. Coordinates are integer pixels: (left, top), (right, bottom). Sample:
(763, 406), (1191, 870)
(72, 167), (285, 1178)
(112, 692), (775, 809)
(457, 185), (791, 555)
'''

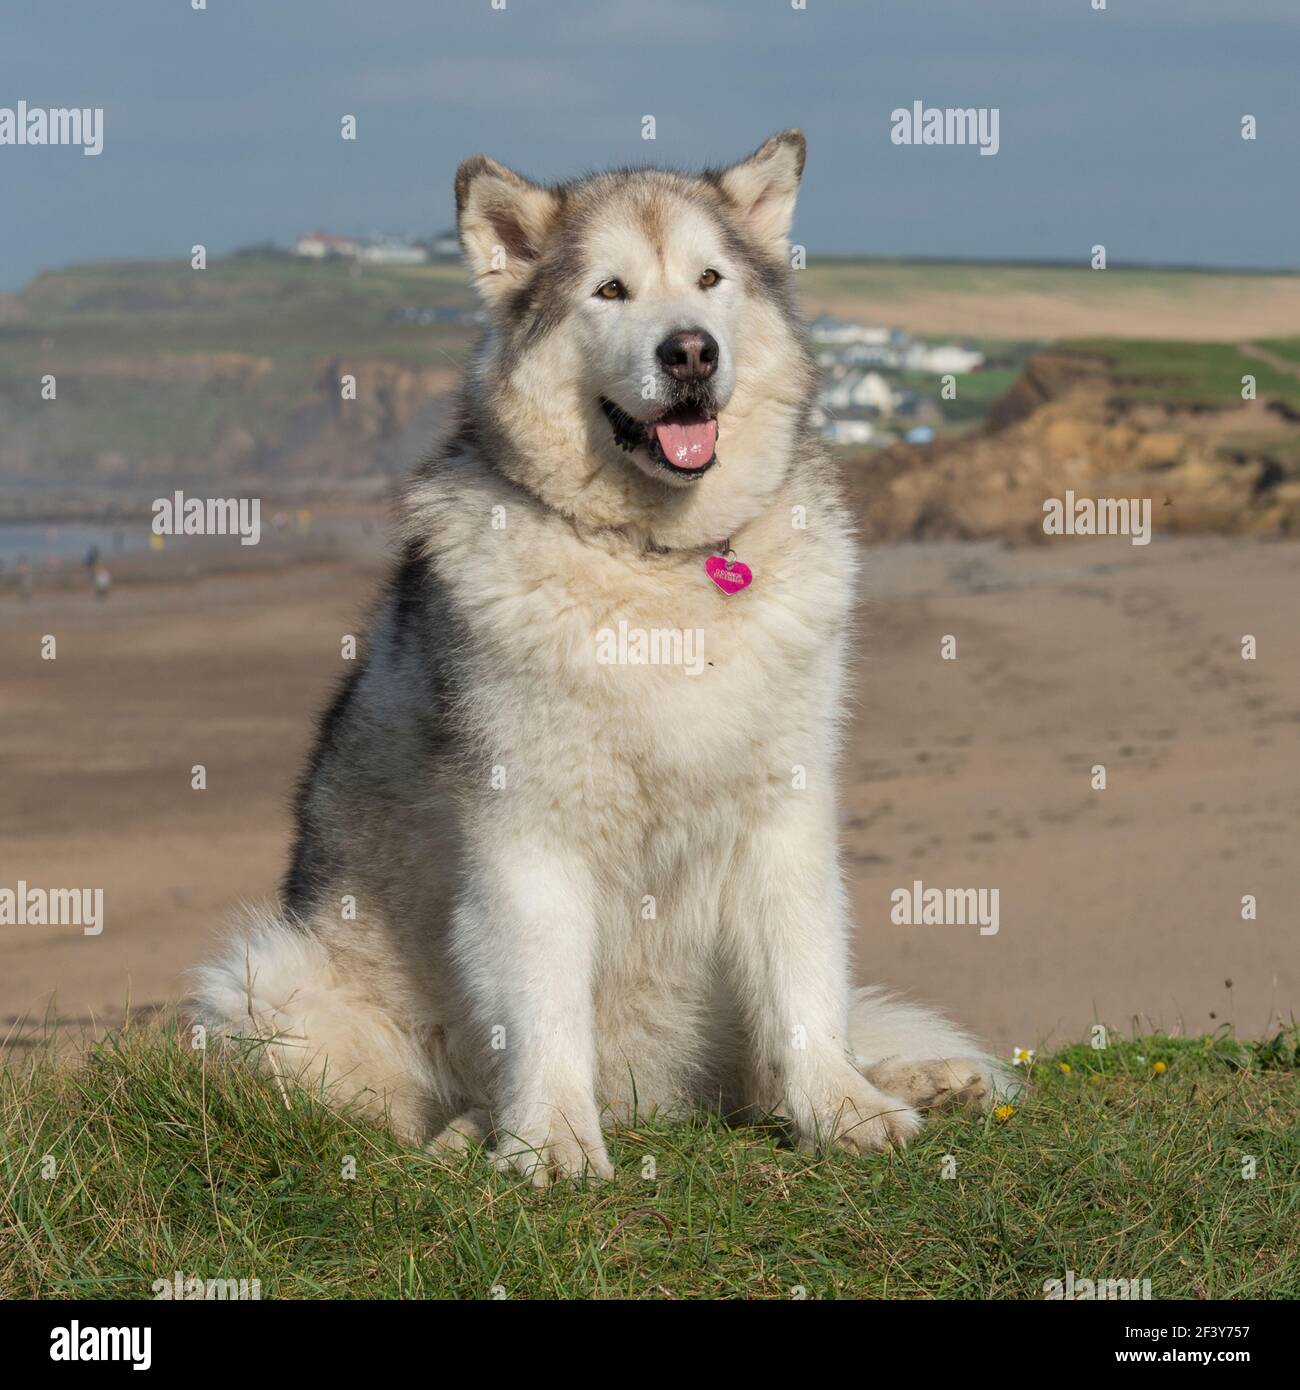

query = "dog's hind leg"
(848, 986), (1017, 1113)
(190, 906), (455, 1143)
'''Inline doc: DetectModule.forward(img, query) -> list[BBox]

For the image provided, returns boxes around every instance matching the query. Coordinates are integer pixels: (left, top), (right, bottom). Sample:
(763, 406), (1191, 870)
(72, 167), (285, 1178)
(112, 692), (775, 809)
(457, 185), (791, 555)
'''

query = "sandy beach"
(2, 533), (1296, 1058)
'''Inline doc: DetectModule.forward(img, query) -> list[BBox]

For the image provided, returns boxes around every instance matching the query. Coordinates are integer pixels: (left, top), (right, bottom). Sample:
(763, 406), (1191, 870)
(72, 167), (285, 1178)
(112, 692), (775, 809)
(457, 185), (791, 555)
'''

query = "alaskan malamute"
(195, 131), (1004, 1183)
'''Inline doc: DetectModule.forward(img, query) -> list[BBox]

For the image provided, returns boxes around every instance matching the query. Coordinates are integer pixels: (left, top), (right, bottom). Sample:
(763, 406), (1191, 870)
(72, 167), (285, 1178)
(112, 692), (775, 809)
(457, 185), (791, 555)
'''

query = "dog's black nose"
(656, 329), (719, 381)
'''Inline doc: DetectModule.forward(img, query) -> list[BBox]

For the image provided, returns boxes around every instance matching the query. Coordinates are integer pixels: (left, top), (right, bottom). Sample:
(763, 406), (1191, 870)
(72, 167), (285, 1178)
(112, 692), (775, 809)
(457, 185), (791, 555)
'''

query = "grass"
(0, 254), (479, 469)
(893, 366), (1025, 426)
(798, 257), (1296, 304)
(1056, 338), (1300, 413)
(1256, 337), (1300, 367)
(1, 1024), (1296, 1300)
(7, 254), (1300, 484)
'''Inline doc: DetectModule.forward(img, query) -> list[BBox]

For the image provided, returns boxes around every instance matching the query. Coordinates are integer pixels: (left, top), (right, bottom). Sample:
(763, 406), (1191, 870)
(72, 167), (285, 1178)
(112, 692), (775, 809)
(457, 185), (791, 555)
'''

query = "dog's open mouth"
(600, 398), (719, 478)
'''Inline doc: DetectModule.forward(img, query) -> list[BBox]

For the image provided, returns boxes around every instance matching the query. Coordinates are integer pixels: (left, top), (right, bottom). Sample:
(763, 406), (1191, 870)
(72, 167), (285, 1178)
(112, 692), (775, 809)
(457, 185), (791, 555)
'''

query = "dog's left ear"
(455, 155), (562, 307)
(715, 129), (805, 259)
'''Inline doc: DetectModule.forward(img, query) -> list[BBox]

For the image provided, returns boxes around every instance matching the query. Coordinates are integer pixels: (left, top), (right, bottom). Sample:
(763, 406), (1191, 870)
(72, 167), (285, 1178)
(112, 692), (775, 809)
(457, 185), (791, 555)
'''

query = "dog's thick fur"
(194, 132), (1006, 1183)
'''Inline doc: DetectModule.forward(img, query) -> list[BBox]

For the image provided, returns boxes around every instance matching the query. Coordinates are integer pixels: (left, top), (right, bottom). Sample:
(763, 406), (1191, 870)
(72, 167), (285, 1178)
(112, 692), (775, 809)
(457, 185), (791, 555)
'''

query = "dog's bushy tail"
(189, 906), (443, 1141)
(848, 985), (1020, 1108)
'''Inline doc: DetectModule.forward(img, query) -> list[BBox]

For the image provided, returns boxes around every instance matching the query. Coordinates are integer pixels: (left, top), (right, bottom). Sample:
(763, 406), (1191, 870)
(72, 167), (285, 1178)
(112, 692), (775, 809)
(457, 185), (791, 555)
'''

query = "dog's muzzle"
(600, 393), (720, 478)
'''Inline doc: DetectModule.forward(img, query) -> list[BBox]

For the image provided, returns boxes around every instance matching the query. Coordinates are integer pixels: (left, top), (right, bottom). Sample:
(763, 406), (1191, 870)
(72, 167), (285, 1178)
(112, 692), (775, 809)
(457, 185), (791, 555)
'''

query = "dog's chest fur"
(421, 465), (856, 865)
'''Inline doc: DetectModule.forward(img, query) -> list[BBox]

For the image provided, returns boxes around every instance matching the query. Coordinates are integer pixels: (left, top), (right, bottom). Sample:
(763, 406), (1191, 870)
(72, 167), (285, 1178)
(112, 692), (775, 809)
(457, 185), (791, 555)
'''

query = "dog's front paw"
(491, 1095), (614, 1187)
(792, 1066), (922, 1154)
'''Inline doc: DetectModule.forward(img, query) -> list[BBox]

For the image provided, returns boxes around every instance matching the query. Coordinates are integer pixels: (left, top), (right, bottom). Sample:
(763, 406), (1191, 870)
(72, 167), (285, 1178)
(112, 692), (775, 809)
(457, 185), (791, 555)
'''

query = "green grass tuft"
(2, 1024), (1296, 1300)
(1056, 338), (1300, 413)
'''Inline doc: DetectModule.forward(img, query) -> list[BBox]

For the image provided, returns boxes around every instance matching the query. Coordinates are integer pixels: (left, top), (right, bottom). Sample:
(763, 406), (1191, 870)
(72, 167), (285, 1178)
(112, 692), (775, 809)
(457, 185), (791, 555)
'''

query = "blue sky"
(1, 0), (1297, 289)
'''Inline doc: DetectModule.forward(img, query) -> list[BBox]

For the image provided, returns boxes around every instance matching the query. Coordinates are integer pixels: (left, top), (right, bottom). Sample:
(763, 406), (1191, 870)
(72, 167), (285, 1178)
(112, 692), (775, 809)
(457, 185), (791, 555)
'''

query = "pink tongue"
(653, 418), (717, 469)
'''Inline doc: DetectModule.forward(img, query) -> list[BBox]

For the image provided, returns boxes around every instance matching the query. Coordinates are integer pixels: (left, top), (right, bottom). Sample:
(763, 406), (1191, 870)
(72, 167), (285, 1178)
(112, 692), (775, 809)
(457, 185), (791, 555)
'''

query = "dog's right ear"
(715, 129), (805, 261)
(455, 156), (561, 307)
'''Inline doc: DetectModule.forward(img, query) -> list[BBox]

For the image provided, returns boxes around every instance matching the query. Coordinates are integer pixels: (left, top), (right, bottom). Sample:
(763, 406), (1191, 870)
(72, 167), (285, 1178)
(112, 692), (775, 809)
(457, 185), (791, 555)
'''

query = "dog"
(194, 131), (1006, 1184)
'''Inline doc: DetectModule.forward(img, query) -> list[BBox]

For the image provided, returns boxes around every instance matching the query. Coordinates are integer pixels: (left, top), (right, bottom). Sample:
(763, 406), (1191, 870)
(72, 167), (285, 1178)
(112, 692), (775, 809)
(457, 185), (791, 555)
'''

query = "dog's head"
(453, 131), (816, 544)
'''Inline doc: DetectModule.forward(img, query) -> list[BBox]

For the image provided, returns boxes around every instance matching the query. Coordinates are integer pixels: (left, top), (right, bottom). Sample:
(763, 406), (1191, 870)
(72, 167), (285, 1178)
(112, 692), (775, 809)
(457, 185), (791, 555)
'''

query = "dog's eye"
(595, 279), (627, 301)
(698, 268), (721, 289)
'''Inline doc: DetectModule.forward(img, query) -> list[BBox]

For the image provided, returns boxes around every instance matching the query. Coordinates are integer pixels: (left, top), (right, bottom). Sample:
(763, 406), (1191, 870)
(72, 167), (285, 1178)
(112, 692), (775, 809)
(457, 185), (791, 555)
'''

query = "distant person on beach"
(94, 566), (112, 600)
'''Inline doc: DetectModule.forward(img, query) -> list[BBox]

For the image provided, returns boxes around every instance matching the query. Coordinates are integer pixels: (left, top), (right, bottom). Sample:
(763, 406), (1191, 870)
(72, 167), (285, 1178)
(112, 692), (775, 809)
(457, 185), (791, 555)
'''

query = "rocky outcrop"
(317, 359), (458, 443)
(274, 359), (459, 480)
(844, 352), (1300, 542)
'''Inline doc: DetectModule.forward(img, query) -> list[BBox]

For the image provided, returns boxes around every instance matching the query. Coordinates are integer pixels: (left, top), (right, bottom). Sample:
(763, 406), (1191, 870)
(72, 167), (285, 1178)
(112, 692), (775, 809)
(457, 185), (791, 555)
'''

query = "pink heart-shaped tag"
(705, 554), (753, 595)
